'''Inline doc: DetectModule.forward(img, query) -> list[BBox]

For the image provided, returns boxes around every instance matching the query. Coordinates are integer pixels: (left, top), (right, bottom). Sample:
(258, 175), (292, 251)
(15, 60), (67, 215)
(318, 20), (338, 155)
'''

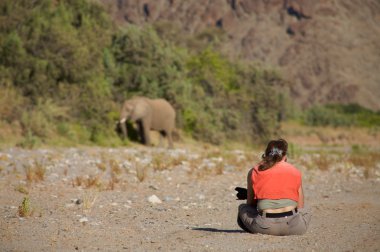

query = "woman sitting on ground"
(237, 138), (311, 235)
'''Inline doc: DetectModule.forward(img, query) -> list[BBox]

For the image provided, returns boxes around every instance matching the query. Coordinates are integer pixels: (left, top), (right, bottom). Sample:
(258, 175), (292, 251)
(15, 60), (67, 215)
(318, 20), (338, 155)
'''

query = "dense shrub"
(303, 104), (380, 128)
(0, 0), (292, 146)
(110, 25), (187, 104)
(0, 84), (26, 123)
(304, 105), (352, 127)
(0, 0), (116, 145)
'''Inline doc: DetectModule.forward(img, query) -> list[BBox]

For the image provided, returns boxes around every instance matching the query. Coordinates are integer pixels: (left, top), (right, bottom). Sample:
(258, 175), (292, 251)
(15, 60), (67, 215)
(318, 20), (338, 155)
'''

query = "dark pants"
(237, 204), (311, 236)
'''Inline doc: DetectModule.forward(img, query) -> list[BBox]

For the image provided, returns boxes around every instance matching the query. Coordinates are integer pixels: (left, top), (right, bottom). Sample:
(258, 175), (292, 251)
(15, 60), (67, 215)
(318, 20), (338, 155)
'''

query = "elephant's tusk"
(120, 118), (127, 124)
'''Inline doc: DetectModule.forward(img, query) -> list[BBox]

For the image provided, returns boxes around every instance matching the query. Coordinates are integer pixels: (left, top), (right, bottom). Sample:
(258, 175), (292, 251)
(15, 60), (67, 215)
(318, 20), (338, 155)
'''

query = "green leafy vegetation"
(1, 0), (377, 148)
(303, 104), (380, 128)
(18, 196), (32, 217)
(0, 0), (115, 146)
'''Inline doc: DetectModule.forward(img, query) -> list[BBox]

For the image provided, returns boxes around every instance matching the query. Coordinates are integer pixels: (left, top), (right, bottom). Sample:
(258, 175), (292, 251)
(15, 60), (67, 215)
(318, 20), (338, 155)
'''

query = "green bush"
(0, 0), (117, 145)
(0, 84), (26, 122)
(304, 105), (352, 127)
(330, 104), (380, 127)
(303, 104), (380, 128)
(19, 99), (67, 138)
(110, 25), (188, 102)
(0, 0), (294, 147)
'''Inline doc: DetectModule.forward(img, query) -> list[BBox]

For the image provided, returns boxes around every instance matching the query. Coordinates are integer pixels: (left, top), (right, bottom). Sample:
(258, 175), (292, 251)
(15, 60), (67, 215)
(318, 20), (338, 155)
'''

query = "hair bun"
(269, 147), (283, 157)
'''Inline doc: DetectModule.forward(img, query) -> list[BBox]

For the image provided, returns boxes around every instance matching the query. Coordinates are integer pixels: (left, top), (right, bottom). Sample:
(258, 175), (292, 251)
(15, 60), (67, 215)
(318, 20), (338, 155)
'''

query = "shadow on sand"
(192, 227), (245, 233)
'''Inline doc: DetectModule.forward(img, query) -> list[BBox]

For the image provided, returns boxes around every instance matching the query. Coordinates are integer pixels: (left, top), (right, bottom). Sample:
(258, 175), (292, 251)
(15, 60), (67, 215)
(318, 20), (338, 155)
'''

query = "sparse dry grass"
(223, 151), (255, 171)
(296, 147), (380, 180)
(109, 159), (122, 175)
(214, 162), (224, 175)
(151, 152), (191, 172)
(152, 154), (166, 171)
(347, 151), (380, 179)
(72, 158), (127, 190)
(177, 148), (254, 179)
(0, 154), (9, 161)
(85, 174), (102, 188)
(186, 155), (225, 179)
(72, 176), (83, 187)
(169, 154), (187, 167)
(24, 161), (46, 182)
(96, 162), (107, 172)
(348, 152), (380, 169)
(108, 159), (125, 190)
(107, 175), (118, 190)
(15, 185), (29, 194)
(282, 121), (380, 147)
(72, 174), (103, 189)
(136, 164), (146, 182)
(301, 153), (342, 172)
(186, 158), (201, 177)
(313, 154), (330, 171)
(82, 192), (98, 213)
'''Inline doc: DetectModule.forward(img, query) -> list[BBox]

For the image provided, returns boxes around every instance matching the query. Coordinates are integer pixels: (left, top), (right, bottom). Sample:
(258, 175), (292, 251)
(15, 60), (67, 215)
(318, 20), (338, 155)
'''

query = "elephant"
(119, 97), (176, 148)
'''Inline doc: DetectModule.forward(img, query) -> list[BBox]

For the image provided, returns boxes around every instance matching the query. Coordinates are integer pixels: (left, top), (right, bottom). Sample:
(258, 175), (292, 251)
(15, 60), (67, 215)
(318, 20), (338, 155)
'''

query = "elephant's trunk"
(120, 118), (127, 140)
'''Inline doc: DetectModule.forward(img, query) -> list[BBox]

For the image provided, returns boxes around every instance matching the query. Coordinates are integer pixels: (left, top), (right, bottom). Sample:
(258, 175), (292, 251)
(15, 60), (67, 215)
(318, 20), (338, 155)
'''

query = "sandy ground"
(0, 145), (379, 251)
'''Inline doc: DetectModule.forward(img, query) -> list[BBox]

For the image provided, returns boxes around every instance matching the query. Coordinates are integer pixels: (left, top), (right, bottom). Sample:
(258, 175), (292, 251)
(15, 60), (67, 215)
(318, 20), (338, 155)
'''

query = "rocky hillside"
(100, 0), (380, 110)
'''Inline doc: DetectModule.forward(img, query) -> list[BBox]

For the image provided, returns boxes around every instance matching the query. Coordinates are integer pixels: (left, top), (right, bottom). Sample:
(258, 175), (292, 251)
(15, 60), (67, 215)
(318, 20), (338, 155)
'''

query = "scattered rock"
(148, 195), (162, 204)
(79, 217), (88, 223)
(149, 185), (158, 190)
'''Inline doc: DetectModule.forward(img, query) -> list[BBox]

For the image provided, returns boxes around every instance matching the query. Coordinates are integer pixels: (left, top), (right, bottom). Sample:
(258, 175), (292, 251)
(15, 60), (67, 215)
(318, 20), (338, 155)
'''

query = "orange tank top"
(252, 160), (301, 202)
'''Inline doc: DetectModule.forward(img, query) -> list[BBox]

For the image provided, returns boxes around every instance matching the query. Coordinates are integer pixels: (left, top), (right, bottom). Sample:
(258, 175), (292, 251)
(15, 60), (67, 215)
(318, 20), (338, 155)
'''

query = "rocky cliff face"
(100, 0), (380, 110)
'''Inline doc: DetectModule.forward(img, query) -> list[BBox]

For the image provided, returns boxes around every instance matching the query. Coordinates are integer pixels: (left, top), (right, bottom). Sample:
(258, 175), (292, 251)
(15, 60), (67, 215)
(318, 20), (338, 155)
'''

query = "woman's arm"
(298, 183), (305, 209)
(247, 168), (257, 206)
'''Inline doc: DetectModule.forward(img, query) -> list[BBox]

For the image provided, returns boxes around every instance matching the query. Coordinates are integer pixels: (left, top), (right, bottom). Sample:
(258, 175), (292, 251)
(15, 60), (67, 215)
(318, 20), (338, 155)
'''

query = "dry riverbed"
(0, 145), (379, 251)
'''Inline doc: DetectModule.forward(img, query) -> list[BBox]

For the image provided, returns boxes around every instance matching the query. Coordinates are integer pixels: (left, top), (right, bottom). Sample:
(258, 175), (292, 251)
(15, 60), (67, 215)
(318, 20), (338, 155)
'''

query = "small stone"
(71, 199), (82, 205)
(164, 196), (173, 202)
(149, 185), (158, 190)
(148, 195), (162, 204)
(79, 217), (88, 223)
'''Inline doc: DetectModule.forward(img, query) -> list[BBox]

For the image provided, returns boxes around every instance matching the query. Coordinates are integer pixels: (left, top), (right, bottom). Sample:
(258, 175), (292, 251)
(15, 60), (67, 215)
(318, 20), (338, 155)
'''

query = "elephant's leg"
(167, 131), (174, 149)
(158, 131), (165, 148)
(120, 120), (128, 140)
(141, 120), (151, 146)
(136, 120), (145, 144)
